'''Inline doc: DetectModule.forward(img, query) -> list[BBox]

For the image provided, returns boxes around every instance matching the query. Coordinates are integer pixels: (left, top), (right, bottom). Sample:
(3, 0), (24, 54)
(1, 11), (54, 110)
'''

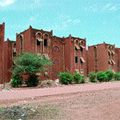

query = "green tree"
(11, 53), (52, 87)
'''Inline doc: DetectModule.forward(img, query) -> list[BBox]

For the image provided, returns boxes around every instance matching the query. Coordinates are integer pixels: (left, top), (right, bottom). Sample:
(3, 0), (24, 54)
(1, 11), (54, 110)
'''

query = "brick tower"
(0, 23), (5, 84)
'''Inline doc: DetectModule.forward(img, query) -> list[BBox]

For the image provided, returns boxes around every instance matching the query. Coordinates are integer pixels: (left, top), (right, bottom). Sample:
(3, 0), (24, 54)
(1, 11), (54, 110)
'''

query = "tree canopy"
(11, 52), (52, 87)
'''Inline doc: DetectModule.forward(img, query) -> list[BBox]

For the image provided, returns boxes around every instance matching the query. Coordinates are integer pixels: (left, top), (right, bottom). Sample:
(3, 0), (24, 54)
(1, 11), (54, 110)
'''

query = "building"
(64, 35), (87, 75)
(1, 22), (120, 84)
(115, 48), (120, 72)
(4, 39), (16, 83)
(88, 43), (117, 74)
(0, 23), (5, 84)
(0, 23), (16, 84)
(16, 26), (87, 80)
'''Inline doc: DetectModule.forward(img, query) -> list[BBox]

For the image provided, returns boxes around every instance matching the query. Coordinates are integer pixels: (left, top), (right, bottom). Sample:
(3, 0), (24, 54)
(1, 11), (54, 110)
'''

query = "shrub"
(25, 74), (39, 87)
(12, 53), (52, 87)
(89, 72), (97, 83)
(11, 75), (22, 88)
(97, 71), (108, 82)
(105, 70), (114, 81)
(59, 72), (73, 85)
(73, 72), (85, 84)
(114, 72), (120, 81)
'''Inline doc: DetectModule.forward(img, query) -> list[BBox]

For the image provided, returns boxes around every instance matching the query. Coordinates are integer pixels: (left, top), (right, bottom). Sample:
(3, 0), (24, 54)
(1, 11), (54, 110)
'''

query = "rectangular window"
(37, 40), (40, 45)
(44, 39), (48, 47)
(75, 56), (78, 63)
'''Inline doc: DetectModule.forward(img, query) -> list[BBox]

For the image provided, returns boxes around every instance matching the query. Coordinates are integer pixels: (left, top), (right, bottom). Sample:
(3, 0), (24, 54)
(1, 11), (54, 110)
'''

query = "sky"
(0, 0), (120, 47)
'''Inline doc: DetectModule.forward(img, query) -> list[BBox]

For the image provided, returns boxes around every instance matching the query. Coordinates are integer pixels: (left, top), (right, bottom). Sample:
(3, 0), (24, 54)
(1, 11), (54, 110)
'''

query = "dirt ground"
(1, 87), (120, 120)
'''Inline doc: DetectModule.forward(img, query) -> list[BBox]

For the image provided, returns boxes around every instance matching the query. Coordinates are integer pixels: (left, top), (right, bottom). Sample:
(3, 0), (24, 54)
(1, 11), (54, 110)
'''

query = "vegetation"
(25, 74), (39, 87)
(89, 72), (97, 83)
(97, 71), (108, 82)
(73, 72), (85, 84)
(59, 72), (73, 85)
(11, 75), (22, 88)
(105, 70), (114, 81)
(114, 72), (120, 81)
(11, 53), (52, 87)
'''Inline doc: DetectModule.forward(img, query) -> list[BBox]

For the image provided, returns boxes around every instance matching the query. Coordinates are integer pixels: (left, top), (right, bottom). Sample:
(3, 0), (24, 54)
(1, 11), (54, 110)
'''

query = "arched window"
(43, 33), (49, 47)
(36, 32), (42, 46)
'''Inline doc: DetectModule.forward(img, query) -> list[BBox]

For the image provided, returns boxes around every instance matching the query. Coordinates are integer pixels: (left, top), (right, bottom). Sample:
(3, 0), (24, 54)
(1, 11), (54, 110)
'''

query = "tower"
(0, 23), (5, 83)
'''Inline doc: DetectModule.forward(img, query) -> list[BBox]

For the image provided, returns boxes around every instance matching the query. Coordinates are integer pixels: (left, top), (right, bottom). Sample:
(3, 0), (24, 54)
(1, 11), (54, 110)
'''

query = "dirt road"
(1, 82), (120, 120)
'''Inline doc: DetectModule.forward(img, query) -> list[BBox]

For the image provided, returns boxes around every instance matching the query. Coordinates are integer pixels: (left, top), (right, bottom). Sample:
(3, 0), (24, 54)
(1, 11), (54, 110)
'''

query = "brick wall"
(88, 43), (117, 74)
(0, 23), (5, 84)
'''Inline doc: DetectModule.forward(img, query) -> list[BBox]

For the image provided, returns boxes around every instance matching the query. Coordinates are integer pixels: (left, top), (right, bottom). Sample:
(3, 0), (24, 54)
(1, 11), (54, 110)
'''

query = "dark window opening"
(37, 40), (41, 45)
(80, 46), (83, 52)
(20, 40), (23, 52)
(80, 59), (83, 64)
(44, 39), (48, 47)
(75, 56), (78, 63)
(75, 47), (78, 51)
(13, 52), (16, 57)
(94, 46), (97, 58)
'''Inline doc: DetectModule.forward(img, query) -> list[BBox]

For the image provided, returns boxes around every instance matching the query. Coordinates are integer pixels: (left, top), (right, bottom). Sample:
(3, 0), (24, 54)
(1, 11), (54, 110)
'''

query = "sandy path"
(1, 82), (120, 119)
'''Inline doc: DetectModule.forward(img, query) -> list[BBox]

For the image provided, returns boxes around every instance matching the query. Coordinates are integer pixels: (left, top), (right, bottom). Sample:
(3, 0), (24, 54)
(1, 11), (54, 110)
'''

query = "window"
(36, 32), (42, 40)
(80, 57), (85, 64)
(80, 59), (83, 64)
(37, 40), (41, 45)
(75, 56), (78, 63)
(75, 44), (80, 51)
(80, 46), (83, 52)
(44, 39), (48, 47)
(13, 52), (16, 57)
(94, 46), (97, 58)
(13, 48), (16, 57)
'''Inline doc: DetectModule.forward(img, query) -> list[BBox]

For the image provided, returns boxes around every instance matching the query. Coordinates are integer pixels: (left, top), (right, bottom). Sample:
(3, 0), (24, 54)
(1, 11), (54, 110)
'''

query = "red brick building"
(0, 23), (16, 84)
(64, 35), (87, 75)
(4, 39), (16, 83)
(1, 23), (120, 84)
(16, 26), (87, 80)
(115, 48), (120, 72)
(0, 23), (5, 84)
(88, 43), (117, 74)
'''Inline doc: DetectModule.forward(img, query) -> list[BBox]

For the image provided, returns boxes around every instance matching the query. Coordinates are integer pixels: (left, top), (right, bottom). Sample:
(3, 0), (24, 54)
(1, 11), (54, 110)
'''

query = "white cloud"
(102, 3), (120, 11)
(0, 0), (15, 7)
(49, 15), (81, 31)
(85, 3), (120, 12)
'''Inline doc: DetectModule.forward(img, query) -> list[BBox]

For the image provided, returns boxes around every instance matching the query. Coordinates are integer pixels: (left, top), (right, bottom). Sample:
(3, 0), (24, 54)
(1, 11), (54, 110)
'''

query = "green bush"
(73, 72), (85, 84)
(89, 72), (97, 83)
(11, 53), (52, 88)
(11, 75), (22, 88)
(97, 72), (108, 82)
(114, 72), (120, 81)
(59, 72), (73, 85)
(26, 74), (39, 87)
(105, 70), (114, 81)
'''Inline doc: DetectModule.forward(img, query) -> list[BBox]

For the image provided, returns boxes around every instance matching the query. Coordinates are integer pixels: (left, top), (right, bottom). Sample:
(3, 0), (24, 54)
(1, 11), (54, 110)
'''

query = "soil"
(1, 82), (120, 120)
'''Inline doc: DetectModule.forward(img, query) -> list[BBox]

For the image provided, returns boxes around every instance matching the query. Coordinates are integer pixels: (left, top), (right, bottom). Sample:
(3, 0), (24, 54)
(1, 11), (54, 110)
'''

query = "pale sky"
(0, 0), (120, 47)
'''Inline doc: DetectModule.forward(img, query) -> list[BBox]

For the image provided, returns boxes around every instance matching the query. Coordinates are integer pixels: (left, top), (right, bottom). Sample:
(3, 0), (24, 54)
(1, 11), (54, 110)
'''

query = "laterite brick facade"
(64, 36), (87, 75)
(4, 40), (16, 83)
(1, 22), (120, 83)
(16, 26), (87, 80)
(0, 23), (5, 84)
(88, 43), (117, 74)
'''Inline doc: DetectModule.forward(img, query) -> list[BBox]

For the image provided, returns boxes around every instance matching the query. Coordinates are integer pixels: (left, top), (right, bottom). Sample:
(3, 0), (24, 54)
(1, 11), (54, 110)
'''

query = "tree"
(11, 52), (52, 87)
